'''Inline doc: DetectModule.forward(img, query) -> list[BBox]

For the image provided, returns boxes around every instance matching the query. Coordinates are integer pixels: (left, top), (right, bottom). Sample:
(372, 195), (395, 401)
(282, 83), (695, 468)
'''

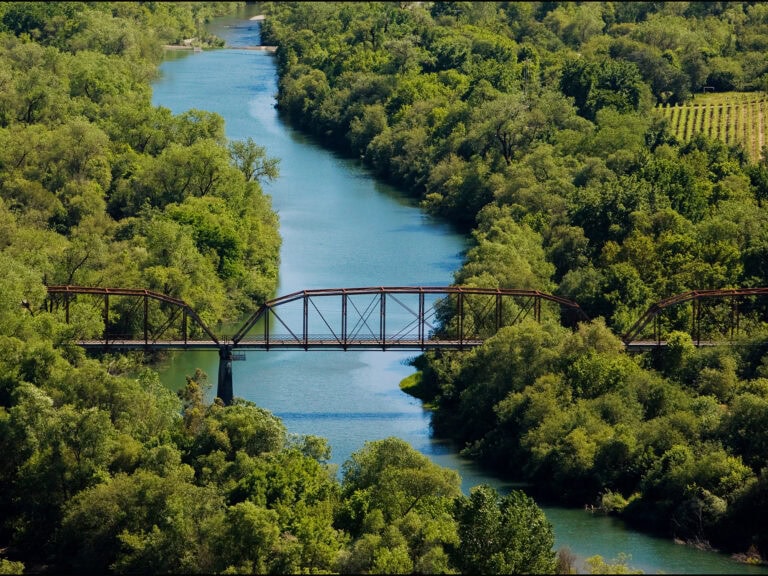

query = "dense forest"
(0, 2), (567, 574)
(6, 0), (768, 573)
(257, 0), (768, 564)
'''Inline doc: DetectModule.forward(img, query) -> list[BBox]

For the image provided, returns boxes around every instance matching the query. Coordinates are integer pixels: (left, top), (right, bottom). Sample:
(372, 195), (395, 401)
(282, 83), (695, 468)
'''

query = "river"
(151, 7), (767, 574)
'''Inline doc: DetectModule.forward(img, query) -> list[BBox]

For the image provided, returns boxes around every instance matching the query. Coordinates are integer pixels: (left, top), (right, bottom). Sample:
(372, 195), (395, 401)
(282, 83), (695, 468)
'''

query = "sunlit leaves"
(228, 137), (280, 184)
(0, 253), (46, 338)
(453, 484), (556, 574)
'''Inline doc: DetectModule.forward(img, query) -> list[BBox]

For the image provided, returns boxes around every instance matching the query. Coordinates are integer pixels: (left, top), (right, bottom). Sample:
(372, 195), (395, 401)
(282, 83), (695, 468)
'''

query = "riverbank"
(399, 371), (432, 406)
(163, 44), (203, 51)
(164, 44), (277, 52)
(152, 8), (768, 573)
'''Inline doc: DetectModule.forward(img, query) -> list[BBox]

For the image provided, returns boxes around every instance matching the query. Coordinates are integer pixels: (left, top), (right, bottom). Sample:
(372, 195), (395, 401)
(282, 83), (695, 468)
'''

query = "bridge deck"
(76, 339), (721, 352)
(75, 339), (486, 351)
(50, 284), (764, 406)
(624, 340), (719, 352)
(228, 45), (278, 51)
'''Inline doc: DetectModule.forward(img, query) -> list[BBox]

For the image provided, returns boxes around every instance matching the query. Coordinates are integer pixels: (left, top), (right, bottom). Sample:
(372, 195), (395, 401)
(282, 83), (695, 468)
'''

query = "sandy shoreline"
(161, 14), (270, 51)
(162, 44), (277, 52)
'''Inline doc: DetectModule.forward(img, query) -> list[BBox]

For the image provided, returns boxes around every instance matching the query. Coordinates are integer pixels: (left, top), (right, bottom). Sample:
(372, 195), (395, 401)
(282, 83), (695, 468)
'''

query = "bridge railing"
(45, 285), (219, 346)
(622, 287), (768, 345)
(44, 285), (589, 350)
(232, 286), (588, 348)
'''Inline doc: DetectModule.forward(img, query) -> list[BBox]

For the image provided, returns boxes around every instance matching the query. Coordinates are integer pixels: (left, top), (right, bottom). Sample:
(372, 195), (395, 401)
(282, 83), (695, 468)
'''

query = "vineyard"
(657, 91), (767, 162)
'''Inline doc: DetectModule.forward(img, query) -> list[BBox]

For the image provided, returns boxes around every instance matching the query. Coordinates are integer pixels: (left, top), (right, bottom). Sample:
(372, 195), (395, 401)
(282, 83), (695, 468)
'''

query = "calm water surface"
(152, 8), (767, 574)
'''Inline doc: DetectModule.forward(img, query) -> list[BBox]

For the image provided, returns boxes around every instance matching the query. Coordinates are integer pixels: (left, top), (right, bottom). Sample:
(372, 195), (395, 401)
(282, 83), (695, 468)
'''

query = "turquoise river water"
(151, 7), (767, 574)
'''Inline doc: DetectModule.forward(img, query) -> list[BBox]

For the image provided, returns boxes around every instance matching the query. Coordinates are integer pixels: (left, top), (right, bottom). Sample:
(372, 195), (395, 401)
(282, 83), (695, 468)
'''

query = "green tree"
(560, 56), (647, 121)
(338, 438), (460, 573)
(185, 398), (286, 462)
(585, 553), (642, 574)
(228, 137), (280, 183)
(212, 501), (281, 574)
(456, 204), (555, 290)
(60, 468), (223, 574)
(0, 558), (25, 575)
(341, 438), (460, 525)
(468, 92), (540, 166)
(720, 391), (768, 471)
(452, 484), (556, 574)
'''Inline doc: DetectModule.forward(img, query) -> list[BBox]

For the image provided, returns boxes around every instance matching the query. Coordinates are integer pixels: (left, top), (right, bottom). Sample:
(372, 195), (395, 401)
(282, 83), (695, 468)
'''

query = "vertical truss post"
(342, 292), (348, 350)
(654, 314), (660, 345)
(104, 293), (109, 346)
(182, 308), (188, 345)
(534, 296), (541, 323)
(418, 289), (425, 349)
(691, 299), (695, 344)
(144, 294), (149, 345)
(303, 293), (309, 350)
(65, 291), (70, 323)
(495, 291), (502, 333)
(458, 290), (464, 348)
(380, 290), (386, 350)
(265, 306), (270, 350)
(693, 297), (702, 346)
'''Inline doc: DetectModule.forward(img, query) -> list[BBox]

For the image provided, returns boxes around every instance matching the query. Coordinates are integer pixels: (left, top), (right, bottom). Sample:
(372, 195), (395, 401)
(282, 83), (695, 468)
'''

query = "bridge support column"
(217, 345), (234, 405)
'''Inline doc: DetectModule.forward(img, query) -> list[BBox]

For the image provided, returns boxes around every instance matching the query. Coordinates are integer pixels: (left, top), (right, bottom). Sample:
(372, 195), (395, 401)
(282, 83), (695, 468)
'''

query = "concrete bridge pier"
(217, 345), (233, 405)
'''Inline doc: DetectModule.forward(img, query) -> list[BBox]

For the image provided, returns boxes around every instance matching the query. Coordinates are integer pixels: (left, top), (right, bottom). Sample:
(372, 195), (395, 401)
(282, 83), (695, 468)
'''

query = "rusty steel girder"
(45, 285), (220, 346)
(231, 286), (589, 349)
(622, 287), (768, 345)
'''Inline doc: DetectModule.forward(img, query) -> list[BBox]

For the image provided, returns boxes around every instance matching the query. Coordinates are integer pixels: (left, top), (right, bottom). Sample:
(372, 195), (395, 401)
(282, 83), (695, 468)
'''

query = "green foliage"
(431, 319), (567, 449)
(338, 438), (462, 574)
(0, 558), (24, 575)
(452, 484), (557, 574)
(341, 437), (461, 522)
(213, 501), (281, 574)
(0, 2), (281, 324)
(7, 1), (768, 570)
(228, 137), (280, 183)
(720, 391), (768, 471)
(560, 56), (648, 121)
(181, 395), (286, 462)
(585, 553), (642, 574)
(456, 204), (555, 290)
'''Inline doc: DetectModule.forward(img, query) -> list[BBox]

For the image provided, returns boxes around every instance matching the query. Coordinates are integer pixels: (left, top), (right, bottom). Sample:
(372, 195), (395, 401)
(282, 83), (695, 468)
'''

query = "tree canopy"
(0, 3), (561, 574)
(259, 0), (768, 560)
(7, 0), (768, 570)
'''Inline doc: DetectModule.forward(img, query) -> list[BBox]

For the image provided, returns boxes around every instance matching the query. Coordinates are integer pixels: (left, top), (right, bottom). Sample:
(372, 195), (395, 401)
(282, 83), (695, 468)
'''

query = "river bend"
(152, 7), (767, 574)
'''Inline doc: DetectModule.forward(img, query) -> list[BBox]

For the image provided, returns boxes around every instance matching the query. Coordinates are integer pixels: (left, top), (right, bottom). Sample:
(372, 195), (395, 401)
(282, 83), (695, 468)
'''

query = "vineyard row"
(658, 98), (766, 162)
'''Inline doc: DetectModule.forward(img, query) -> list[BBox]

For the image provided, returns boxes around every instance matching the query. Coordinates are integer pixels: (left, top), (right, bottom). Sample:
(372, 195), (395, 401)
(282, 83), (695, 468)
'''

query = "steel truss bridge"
(621, 287), (768, 349)
(43, 285), (768, 403)
(45, 285), (586, 403)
